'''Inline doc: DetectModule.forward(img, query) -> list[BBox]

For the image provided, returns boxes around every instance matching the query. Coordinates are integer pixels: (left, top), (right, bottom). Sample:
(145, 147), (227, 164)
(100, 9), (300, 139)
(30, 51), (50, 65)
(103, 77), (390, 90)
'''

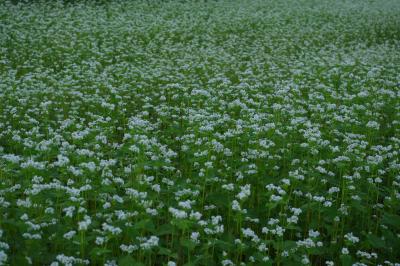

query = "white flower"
(120, 244), (138, 253)
(95, 237), (105, 245)
(78, 216), (92, 231)
(236, 184), (251, 200)
(309, 229), (320, 238)
(0, 250), (8, 265)
(344, 232), (359, 244)
(366, 121), (379, 129)
(104, 260), (117, 266)
(221, 259), (234, 266)
(190, 232), (200, 244)
(139, 236), (159, 250)
(102, 223), (122, 235)
(169, 207), (187, 219)
(301, 255), (310, 264)
(63, 231), (76, 240)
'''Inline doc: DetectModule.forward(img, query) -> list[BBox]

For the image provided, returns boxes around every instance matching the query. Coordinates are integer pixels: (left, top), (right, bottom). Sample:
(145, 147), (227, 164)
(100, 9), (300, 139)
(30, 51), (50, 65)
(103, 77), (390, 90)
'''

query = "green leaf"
(340, 254), (352, 266)
(133, 219), (155, 232)
(89, 247), (112, 257)
(181, 239), (196, 251)
(366, 234), (385, 248)
(119, 256), (145, 266)
(156, 223), (175, 236)
(158, 247), (178, 259)
(382, 214), (400, 229)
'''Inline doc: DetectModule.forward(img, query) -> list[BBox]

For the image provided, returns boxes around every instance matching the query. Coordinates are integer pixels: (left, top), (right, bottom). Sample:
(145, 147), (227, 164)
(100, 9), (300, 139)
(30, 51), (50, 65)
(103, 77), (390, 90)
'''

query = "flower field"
(0, 0), (400, 265)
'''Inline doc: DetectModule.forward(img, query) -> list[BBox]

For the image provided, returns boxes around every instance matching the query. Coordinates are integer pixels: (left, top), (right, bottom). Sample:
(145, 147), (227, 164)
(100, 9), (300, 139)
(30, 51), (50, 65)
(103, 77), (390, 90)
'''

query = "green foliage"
(0, 0), (399, 265)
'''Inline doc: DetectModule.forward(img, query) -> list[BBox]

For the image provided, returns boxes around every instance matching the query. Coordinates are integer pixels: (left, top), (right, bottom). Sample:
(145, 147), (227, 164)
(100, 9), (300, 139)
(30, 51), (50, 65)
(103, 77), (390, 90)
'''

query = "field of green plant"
(0, 0), (400, 265)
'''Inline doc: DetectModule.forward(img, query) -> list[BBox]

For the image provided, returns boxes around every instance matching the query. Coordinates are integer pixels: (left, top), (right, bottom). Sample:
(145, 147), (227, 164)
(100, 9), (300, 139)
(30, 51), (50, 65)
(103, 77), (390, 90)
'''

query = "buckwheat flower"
(179, 200), (194, 209)
(25, 256), (32, 264)
(102, 223), (122, 235)
(114, 210), (127, 220)
(258, 243), (267, 252)
(78, 215), (92, 231)
(301, 255), (310, 265)
(56, 254), (89, 265)
(236, 184), (251, 200)
(81, 161), (96, 172)
(245, 217), (259, 223)
(271, 195), (282, 202)
(0, 241), (9, 250)
(68, 166), (83, 177)
(189, 211), (202, 220)
(21, 158), (45, 170)
(17, 198), (32, 208)
(328, 187), (340, 194)
(344, 232), (359, 243)
(152, 184), (161, 192)
(297, 238), (315, 248)
(313, 196), (325, 202)
(2, 154), (21, 163)
(63, 206), (75, 218)
(204, 205), (216, 210)
(356, 250), (378, 259)
(0, 249), (8, 266)
(291, 207), (302, 215)
(191, 232), (200, 244)
(167, 261), (176, 266)
(222, 183), (234, 191)
(146, 208), (158, 216)
(241, 228), (260, 242)
(309, 230), (320, 238)
(342, 247), (349, 255)
(104, 260), (117, 266)
(112, 195), (123, 203)
(120, 244), (138, 253)
(232, 200), (241, 211)
(63, 231), (76, 240)
(139, 236), (159, 250)
(234, 239), (242, 245)
(366, 121), (379, 129)
(22, 233), (41, 240)
(351, 195), (361, 201)
(169, 207), (187, 219)
(32, 175), (44, 184)
(221, 259), (234, 266)
(124, 165), (132, 174)
(287, 215), (299, 224)
(53, 155), (70, 167)
(95, 237), (105, 245)
(326, 261), (334, 266)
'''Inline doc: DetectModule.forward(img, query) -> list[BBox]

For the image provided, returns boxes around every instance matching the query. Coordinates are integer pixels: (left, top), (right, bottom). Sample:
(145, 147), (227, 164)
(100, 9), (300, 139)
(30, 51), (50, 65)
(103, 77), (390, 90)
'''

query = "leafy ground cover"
(0, 0), (400, 265)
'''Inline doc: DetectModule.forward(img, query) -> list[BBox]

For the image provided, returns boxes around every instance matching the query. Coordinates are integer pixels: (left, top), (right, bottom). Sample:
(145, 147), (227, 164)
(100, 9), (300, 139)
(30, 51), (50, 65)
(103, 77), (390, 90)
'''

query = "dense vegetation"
(0, 0), (400, 265)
